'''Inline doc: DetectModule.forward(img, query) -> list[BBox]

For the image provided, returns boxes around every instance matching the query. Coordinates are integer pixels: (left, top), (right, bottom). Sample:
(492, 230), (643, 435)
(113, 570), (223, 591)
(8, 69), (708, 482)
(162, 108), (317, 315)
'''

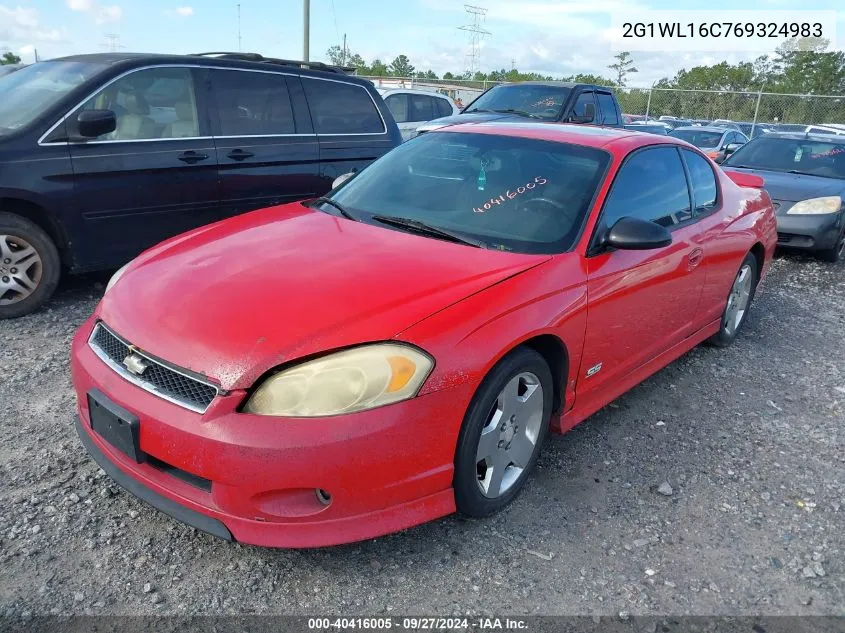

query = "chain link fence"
(359, 77), (845, 129)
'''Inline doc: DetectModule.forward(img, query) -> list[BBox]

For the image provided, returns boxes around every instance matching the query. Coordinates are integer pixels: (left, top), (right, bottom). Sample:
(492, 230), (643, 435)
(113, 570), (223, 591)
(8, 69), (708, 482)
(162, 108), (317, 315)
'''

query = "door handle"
(688, 248), (704, 270)
(177, 151), (209, 164)
(227, 149), (255, 161)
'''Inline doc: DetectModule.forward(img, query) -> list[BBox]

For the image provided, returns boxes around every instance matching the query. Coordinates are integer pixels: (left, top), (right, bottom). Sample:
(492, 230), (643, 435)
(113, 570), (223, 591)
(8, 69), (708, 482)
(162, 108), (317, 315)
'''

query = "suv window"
(211, 69), (295, 136)
(384, 94), (409, 123)
(434, 96), (453, 118)
(81, 67), (199, 140)
(596, 92), (619, 125)
(302, 78), (384, 134)
(571, 91), (596, 123)
(602, 146), (692, 229)
(681, 149), (718, 211)
(410, 95), (436, 122)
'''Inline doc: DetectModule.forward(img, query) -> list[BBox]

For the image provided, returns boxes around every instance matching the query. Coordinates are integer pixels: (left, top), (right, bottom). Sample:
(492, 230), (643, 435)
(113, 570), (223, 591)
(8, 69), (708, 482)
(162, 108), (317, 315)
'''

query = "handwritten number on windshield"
(473, 177), (548, 213)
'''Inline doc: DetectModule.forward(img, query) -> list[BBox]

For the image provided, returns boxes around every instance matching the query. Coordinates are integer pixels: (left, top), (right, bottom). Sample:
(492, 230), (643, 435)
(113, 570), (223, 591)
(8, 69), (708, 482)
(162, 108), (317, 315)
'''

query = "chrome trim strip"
(87, 322), (219, 415)
(39, 63), (387, 146)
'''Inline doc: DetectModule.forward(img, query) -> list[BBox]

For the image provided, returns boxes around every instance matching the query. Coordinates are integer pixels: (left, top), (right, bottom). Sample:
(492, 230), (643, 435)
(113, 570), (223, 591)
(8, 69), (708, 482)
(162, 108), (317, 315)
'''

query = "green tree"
(388, 54), (415, 77)
(608, 51), (638, 87)
(442, 71), (454, 80)
(325, 46), (367, 70)
(368, 58), (389, 76)
(1, 52), (22, 65)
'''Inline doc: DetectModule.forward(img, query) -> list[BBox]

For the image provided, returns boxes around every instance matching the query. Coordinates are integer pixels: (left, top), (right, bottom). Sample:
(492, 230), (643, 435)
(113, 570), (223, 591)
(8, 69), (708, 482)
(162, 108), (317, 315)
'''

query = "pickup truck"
(416, 81), (623, 134)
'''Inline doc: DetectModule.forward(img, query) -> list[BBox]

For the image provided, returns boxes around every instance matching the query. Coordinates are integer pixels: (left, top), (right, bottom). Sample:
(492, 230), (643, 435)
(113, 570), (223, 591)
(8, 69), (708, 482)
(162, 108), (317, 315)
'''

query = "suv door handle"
(226, 149), (255, 161)
(688, 248), (704, 270)
(177, 151), (209, 164)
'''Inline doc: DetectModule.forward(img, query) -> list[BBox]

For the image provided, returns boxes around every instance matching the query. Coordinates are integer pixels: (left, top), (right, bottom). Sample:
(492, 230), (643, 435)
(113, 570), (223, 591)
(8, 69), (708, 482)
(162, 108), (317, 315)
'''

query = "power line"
(101, 34), (124, 53)
(457, 4), (490, 77)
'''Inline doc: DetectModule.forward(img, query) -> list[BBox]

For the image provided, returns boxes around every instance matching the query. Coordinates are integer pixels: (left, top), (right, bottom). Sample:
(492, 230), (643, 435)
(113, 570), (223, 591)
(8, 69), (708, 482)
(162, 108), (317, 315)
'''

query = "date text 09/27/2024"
(307, 617), (529, 630)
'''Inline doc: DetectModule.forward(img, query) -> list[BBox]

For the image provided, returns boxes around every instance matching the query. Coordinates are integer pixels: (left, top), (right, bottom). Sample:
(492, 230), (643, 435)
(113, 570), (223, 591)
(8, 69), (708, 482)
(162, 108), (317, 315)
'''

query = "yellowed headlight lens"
(244, 344), (433, 417)
(787, 196), (841, 215)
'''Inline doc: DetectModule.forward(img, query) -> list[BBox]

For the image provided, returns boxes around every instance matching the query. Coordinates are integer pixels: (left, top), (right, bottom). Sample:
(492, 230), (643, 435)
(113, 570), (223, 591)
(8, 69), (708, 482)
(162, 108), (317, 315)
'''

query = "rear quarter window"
(302, 78), (385, 134)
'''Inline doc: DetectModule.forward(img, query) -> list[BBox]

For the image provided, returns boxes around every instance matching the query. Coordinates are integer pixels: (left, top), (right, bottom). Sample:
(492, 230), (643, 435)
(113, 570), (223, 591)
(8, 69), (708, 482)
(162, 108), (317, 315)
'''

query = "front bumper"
(71, 318), (476, 548)
(775, 208), (844, 251)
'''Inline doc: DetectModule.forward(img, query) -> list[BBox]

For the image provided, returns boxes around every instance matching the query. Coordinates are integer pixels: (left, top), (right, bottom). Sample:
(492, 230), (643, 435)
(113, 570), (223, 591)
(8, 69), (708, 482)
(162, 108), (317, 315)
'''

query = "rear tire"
(0, 212), (61, 319)
(708, 252), (758, 348)
(817, 227), (845, 264)
(453, 347), (553, 518)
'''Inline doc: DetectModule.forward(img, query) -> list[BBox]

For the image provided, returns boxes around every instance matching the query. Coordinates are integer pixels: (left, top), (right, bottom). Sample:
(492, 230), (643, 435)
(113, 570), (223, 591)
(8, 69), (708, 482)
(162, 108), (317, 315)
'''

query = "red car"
(71, 123), (776, 548)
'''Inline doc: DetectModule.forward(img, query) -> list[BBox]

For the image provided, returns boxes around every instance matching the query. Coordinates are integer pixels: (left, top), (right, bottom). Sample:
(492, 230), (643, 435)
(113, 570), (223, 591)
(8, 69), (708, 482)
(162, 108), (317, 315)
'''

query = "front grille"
(89, 323), (220, 413)
(777, 232), (792, 243)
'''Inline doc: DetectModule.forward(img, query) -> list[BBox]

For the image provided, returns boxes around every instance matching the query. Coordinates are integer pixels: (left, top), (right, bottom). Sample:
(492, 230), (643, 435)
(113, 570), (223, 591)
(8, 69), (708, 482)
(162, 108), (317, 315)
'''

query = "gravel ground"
(0, 254), (843, 621)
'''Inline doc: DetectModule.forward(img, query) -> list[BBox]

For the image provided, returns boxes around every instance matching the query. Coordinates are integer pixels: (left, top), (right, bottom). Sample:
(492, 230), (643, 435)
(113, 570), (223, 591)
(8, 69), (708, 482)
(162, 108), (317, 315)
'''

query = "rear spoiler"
(723, 170), (765, 189)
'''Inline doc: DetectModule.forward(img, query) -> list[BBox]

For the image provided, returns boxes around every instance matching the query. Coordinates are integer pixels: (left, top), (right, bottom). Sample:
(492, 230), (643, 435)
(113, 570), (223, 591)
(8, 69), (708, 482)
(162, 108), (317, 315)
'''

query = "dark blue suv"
(0, 52), (401, 318)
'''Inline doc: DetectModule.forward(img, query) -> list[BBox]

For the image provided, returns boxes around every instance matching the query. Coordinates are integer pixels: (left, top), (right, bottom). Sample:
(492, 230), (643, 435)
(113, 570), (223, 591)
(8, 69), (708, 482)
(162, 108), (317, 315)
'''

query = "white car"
(377, 88), (460, 141)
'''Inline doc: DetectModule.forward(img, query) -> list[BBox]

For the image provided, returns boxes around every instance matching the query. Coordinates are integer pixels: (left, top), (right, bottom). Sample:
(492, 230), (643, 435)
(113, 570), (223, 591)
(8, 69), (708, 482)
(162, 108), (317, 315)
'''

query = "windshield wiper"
(493, 108), (541, 119)
(311, 197), (358, 221)
(464, 108), (493, 114)
(371, 215), (486, 249)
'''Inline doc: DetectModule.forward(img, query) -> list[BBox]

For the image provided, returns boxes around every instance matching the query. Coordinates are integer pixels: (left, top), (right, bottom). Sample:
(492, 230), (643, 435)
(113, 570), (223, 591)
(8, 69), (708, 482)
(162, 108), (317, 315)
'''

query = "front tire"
(0, 213), (61, 319)
(708, 252), (758, 348)
(453, 347), (553, 517)
(817, 227), (845, 263)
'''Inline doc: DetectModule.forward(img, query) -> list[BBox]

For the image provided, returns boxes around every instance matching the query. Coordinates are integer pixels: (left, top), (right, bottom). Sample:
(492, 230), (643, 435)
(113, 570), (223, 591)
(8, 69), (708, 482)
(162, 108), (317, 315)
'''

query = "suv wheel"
(0, 212), (61, 319)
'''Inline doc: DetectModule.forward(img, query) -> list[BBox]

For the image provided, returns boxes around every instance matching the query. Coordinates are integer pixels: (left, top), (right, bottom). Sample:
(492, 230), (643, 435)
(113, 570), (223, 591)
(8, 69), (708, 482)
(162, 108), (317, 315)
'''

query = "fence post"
(751, 87), (763, 137)
(645, 85), (654, 119)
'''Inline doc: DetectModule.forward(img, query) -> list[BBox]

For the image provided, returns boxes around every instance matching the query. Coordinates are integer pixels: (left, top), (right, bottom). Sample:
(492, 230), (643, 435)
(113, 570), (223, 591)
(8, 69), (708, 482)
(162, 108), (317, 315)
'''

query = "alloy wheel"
(724, 262), (753, 336)
(0, 234), (42, 306)
(475, 372), (544, 498)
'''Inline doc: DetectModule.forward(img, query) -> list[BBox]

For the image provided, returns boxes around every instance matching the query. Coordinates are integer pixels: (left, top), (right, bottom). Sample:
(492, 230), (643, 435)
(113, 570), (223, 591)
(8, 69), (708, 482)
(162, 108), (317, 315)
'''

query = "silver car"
(377, 88), (460, 141)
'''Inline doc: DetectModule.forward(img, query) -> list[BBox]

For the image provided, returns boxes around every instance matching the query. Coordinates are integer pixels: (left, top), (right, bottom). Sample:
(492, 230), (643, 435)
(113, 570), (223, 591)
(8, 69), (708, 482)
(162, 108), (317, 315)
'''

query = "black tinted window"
(596, 92), (619, 125)
(724, 137), (845, 179)
(669, 129), (724, 148)
(682, 150), (718, 211)
(435, 96), (453, 118)
(302, 78), (384, 134)
(409, 95), (435, 122)
(572, 92), (596, 122)
(603, 146), (692, 229)
(212, 70), (294, 135)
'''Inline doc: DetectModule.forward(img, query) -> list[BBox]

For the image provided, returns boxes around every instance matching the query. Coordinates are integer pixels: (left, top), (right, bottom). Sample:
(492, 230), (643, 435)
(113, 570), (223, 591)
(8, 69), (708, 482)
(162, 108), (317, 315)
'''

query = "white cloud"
(66, 0), (93, 11)
(96, 4), (122, 24)
(0, 5), (63, 44)
(175, 6), (193, 16)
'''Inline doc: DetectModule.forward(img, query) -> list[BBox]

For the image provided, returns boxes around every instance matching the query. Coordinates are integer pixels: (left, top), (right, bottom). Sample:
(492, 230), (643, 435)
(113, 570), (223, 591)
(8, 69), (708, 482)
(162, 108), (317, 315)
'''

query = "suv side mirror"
(569, 102), (596, 124)
(604, 217), (672, 250)
(77, 110), (117, 138)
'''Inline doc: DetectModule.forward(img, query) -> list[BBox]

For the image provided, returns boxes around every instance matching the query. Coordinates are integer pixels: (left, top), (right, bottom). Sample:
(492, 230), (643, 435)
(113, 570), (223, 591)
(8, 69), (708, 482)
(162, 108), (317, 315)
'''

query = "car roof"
(672, 126), (729, 133)
(494, 81), (611, 90)
(377, 88), (450, 97)
(435, 121), (690, 151)
(48, 52), (370, 85)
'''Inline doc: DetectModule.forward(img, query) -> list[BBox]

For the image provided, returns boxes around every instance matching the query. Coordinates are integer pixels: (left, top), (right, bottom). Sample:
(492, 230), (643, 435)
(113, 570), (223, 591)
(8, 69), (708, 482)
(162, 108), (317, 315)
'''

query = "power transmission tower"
(102, 34), (124, 53)
(237, 4), (242, 52)
(457, 5), (490, 77)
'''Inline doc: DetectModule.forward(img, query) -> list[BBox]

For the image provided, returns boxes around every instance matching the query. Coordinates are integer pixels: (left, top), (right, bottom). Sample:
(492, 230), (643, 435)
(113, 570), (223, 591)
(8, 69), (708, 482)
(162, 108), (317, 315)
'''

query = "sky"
(1, 0), (844, 86)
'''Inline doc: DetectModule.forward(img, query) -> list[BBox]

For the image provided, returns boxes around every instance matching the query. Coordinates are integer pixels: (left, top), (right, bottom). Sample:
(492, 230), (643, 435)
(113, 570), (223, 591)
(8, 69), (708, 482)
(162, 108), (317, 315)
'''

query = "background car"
(624, 123), (669, 135)
(723, 133), (845, 262)
(0, 63), (27, 78)
(71, 123), (775, 548)
(710, 119), (744, 132)
(0, 52), (401, 318)
(377, 88), (459, 141)
(772, 123), (845, 136)
(669, 126), (748, 163)
(415, 82), (623, 134)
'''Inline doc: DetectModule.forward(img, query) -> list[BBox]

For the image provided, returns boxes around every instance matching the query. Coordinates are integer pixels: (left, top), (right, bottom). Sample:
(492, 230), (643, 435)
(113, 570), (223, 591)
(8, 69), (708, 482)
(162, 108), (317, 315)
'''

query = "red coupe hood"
(99, 204), (546, 390)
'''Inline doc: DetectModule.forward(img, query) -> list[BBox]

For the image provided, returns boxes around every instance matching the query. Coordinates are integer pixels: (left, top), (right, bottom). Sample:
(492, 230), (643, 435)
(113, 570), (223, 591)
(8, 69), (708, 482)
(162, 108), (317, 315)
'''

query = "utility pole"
(303, 0), (310, 62)
(342, 33), (347, 66)
(237, 4), (242, 52)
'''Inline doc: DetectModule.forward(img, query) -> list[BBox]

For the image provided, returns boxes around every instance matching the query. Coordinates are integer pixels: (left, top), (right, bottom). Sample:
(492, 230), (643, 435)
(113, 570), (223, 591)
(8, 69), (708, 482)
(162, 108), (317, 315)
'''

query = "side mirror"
(724, 142), (743, 155)
(569, 102), (596, 124)
(77, 109), (116, 138)
(332, 171), (356, 189)
(604, 217), (672, 250)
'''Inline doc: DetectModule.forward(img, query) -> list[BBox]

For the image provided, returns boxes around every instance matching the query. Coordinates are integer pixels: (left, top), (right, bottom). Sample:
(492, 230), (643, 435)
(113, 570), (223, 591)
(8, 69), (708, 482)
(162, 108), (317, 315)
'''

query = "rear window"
(211, 69), (295, 135)
(434, 96), (453, 118)
(669, 129), (723, 148)
(302, 78), (384, 134)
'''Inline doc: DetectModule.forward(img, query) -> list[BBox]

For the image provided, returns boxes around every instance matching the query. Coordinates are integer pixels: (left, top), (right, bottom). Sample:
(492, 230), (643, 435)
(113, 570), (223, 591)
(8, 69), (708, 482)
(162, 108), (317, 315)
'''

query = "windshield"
(724, 137), (845, 179)
(323, 131), (609, 254)
(669, 129), (723, 148)
(464, 84), (571, 120)
(0, 61), (105, 134)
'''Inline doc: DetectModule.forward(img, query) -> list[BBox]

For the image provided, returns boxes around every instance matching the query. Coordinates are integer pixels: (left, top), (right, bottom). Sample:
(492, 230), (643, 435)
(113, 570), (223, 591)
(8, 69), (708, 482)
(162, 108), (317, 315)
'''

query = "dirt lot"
(0, 253), (843, 622)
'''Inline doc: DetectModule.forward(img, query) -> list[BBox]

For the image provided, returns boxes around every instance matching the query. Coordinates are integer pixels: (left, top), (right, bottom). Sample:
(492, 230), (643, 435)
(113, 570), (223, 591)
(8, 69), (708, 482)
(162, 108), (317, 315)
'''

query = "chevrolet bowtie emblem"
(123, 351), (148, 376)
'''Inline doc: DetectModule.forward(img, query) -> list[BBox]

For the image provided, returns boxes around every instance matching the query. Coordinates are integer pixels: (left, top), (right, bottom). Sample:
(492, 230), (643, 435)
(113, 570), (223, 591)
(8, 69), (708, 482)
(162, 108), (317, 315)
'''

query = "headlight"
(243, 344), (434, 417)
(786, 196), (842, 215)
(105, 263), (130, 293)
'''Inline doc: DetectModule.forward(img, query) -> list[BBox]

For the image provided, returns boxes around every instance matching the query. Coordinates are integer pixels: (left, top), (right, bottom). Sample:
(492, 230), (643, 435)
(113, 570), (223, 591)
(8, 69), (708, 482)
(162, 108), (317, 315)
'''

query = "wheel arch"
(749, 241), (765, 279)
(0, 198), (70, 268)
(511, 334), (569, 414)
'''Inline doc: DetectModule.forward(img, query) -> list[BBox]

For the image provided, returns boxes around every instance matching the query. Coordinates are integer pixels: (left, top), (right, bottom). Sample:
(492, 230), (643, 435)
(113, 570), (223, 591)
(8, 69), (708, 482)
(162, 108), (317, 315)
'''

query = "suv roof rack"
(191, 52), (353, 75)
